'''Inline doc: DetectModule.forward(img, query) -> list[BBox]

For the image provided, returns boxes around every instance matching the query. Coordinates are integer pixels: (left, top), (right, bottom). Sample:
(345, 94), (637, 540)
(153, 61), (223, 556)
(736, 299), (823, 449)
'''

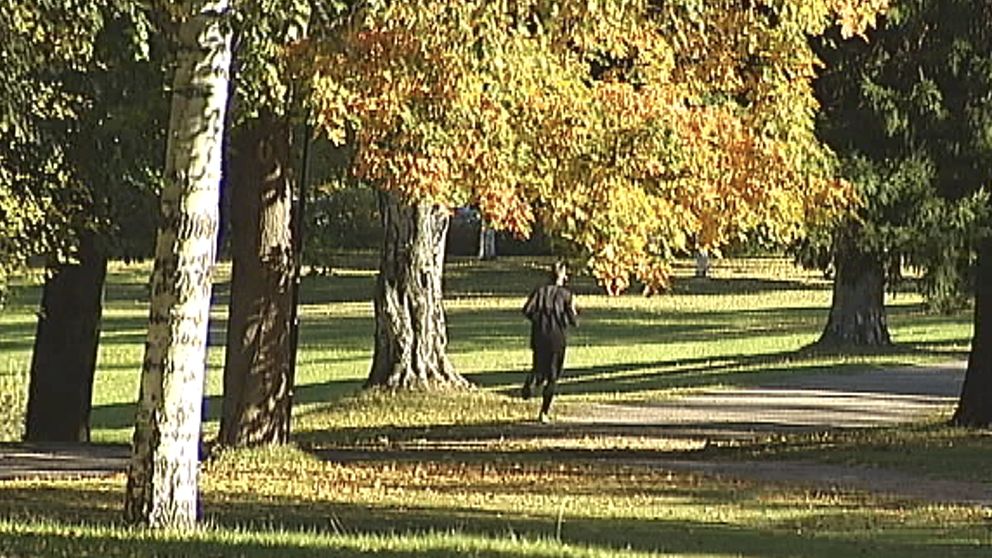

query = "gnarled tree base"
(817, 249), (892, 347)
(366, 192), (471, 390)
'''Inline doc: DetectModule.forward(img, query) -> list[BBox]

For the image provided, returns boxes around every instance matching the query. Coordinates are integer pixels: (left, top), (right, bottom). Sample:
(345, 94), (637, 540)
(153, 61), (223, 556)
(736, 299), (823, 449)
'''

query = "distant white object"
(695, 249), (710, 278)
(478, 222), (497, 260)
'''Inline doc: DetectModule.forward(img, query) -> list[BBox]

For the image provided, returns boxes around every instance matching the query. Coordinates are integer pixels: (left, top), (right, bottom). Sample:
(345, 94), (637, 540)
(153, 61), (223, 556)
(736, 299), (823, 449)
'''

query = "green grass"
(1, 254), (988, 557)
(0, 255), (972, 444)
(2, 446), (992, 557)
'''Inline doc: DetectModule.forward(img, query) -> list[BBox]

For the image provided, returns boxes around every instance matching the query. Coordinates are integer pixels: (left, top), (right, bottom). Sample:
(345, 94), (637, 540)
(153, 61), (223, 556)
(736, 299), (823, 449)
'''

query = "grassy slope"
(1, 255), (988, 557)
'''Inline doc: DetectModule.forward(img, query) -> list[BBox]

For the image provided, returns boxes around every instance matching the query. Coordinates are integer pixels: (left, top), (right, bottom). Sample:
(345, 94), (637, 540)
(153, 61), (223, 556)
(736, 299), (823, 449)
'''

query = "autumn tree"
(299, 1), (887, 388)
(218, 0), (311, 448)
(124, 0), (233, 529)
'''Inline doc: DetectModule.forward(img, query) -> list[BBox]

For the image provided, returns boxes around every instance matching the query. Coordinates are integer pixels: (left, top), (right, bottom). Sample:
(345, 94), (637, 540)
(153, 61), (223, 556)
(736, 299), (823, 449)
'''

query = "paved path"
(0, 443), (128, 481)
(568, 361), (966, 440)
(3, 361), (984, 506)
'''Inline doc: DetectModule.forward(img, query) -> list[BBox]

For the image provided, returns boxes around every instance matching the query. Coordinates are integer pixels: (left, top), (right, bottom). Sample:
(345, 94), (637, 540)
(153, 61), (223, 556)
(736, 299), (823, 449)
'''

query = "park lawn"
(2, 254), (990, 556)
(0, 254), (973, 444)
(2, 444), (992, 557)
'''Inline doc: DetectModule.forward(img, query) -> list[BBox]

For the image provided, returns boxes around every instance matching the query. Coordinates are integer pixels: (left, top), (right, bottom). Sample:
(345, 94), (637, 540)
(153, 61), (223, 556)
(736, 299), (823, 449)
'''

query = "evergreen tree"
(802, 0), (990, 347)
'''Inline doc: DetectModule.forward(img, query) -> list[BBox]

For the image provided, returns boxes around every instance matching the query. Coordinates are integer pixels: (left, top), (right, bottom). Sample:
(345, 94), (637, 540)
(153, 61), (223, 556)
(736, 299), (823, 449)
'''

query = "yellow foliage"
(296, 0), (886, 293)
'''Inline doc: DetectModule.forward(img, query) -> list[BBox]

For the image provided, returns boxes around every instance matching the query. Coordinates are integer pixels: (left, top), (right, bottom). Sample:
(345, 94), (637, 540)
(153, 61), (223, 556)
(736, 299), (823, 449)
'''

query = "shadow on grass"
(0, 479), (986, 558)
(89, 376), (364, 432)
(469, 340), (968, 395)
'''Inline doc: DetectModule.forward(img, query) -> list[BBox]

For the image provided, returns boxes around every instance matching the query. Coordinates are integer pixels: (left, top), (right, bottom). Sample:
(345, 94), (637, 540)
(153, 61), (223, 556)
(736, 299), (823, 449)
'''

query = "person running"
(522, 261), (578, 423)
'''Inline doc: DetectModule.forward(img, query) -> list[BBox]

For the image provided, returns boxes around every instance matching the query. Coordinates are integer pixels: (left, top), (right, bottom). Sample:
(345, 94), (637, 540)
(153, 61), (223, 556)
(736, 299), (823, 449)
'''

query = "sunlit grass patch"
(0, 517), (668, 558)
(2, 447), (991, 557)
(720, 422), (992, 484)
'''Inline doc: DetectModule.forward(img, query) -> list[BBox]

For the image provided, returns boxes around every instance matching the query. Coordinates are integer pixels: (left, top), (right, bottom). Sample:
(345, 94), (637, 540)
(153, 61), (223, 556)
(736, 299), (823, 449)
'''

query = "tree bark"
(219, 113), (295, 446)
(951, 237), (992, 427)
(24, 234), (107, 442)
(818, 246), (892, 346)
(124, 0), (232, 529)
(366, 191), (470, 389)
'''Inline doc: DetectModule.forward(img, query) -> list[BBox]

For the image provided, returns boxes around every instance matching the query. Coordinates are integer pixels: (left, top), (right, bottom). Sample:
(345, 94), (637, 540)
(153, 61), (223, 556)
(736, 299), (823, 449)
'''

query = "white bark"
(125, 0), (233, 529)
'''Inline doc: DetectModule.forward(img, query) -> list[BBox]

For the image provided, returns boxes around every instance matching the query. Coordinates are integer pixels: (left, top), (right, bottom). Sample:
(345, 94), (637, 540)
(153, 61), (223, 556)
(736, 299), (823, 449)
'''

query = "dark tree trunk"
(818, 246), (892, 346)
(24, 234), (107, 442)
(219, 112), (297, 446)
(951, 237), (992, 427)
(366, 191), (470, 389)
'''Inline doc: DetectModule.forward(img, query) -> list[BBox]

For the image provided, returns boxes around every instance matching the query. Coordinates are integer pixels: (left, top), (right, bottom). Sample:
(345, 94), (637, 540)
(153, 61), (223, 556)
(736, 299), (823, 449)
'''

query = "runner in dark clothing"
(522, 261), (577, 423)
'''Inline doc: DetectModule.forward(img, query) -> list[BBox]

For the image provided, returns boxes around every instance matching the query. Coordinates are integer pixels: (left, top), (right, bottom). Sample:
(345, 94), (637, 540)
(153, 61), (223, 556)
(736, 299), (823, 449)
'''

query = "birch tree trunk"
(219, 112), (295, 446)
(366, 191), (470, 389)
(124, 0), (232, 529)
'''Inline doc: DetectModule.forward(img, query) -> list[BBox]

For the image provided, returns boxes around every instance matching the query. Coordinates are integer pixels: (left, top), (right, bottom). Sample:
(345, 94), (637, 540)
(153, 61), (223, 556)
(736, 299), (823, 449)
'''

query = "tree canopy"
(0, 2), (160, 296)
(802, 0), (991, 310)
(298, 0), (887, 293)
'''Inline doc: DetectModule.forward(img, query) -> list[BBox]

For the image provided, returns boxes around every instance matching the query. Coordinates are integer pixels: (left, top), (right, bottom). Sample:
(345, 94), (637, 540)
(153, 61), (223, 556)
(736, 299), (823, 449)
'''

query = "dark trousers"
(524, 344), (566, 415)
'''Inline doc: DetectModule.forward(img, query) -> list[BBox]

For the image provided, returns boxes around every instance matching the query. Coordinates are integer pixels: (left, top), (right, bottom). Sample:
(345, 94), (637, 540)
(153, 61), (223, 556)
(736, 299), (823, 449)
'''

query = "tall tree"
(956, 237), (992, 425)
(299, 0), (888, 388)
(124, 0), (233, 528)
(23, 7), (165, 442)
(804, 2), (990, 347)
(814, 0), (992, 423)
(24, 234), (106, 442)
(218, 0), (310, 447)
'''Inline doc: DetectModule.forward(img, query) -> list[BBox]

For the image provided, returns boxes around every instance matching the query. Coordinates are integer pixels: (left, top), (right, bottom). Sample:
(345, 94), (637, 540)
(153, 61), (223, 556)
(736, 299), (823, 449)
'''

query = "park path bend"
(568, 361), (966, 440)
(2, 360), (987, 506)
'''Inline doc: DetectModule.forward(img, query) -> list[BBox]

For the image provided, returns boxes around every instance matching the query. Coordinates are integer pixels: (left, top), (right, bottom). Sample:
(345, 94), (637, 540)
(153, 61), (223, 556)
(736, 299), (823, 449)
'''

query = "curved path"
(568, 361), (966, 440)
(3, 361), (986, 506)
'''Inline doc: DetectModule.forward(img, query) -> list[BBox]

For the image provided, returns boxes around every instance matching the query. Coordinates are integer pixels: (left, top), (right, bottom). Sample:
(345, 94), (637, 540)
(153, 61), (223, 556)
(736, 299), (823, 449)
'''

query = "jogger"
(522, 261), (577, 423)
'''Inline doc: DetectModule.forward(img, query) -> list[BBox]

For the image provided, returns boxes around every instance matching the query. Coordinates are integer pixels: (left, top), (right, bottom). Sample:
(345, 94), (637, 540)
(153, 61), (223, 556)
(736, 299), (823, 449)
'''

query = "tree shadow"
(0, 475), (986, 557)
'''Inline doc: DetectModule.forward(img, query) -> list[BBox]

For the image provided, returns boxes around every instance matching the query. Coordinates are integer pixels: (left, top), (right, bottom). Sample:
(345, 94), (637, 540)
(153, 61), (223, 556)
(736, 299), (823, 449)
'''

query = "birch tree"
(124, 0), (233, 529)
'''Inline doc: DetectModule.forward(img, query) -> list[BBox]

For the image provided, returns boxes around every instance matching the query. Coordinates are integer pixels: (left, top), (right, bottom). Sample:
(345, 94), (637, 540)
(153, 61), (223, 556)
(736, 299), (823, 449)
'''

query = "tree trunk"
(24, 234), (107, 442)
(951, 237), (992, 427)
(124, 0), (232, 529)
(817, 247), (892, 346)
(694, 249), (710, 278)
(366, 191), (470, 389)
(219, 113), (295, 447)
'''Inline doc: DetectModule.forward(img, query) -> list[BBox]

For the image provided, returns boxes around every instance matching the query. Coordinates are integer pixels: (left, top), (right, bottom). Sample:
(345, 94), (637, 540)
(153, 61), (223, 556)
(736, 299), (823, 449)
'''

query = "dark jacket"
(523, 284), (577, 351)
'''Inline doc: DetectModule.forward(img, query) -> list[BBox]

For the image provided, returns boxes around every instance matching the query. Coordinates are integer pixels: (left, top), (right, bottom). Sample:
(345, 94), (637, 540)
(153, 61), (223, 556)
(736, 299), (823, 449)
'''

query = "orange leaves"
(475, 186), (534, 239)
(294, 0), (885, 295)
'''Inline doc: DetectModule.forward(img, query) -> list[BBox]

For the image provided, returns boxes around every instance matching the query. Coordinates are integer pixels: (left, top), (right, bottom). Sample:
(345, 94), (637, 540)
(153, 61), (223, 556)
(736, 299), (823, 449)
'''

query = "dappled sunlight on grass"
(0, 255), (972, 444)
(2, 445), (991, 557)
(0, 255), (986, 556)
